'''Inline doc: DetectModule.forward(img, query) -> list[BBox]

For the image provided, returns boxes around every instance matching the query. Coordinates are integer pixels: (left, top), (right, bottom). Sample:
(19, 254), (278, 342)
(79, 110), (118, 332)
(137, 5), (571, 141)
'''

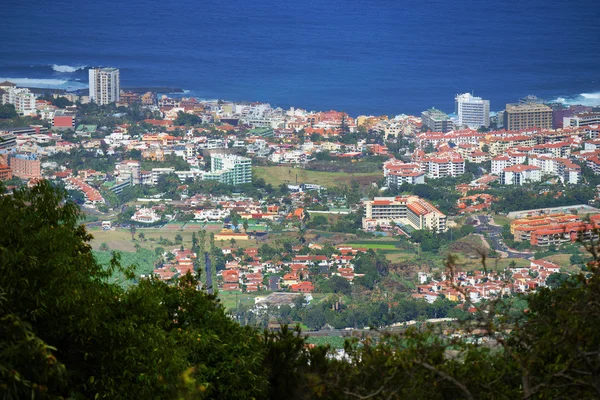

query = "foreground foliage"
(2, 182), (600, 399)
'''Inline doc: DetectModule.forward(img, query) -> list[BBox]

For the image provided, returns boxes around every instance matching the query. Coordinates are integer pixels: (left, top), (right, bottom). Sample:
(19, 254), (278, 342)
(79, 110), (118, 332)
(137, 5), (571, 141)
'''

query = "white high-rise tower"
(455, 93), (490, 128)
(89, 68), (120, 105)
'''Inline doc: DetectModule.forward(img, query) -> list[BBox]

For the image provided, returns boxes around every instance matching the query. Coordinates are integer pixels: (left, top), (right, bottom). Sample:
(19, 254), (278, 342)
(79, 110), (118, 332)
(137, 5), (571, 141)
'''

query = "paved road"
(474, 215), (532, 259)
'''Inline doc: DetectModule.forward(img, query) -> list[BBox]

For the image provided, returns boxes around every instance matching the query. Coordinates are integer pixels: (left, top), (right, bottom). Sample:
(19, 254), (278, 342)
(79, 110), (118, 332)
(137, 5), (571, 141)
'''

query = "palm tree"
(298, 228), (307, 245)
(129, 224), (137, 241)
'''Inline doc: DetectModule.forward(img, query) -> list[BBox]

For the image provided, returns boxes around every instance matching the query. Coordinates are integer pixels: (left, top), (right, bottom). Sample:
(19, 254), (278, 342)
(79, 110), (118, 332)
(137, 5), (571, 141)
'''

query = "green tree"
(305, 308), (326, 330)
(0, 103), (17, 119)
(129, 224), (137, 240)
(0, 182), (273, 399)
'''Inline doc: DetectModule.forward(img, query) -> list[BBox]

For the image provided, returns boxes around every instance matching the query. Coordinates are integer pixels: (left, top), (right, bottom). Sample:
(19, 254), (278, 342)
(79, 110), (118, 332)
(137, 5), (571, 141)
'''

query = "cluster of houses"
(218, 244), (367, 293)
(381, 124), (600, 190)
(152, 248), (197, 281)
(150, 242), (369, 294)
(414, 259), (564, 304)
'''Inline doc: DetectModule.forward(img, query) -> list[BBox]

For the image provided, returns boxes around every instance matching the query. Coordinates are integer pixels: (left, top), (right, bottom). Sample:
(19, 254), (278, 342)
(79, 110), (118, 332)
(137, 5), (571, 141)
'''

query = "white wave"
(0, 77), (88, 90)
(52, 64), (87, 73)
(551, 92), (600, 107)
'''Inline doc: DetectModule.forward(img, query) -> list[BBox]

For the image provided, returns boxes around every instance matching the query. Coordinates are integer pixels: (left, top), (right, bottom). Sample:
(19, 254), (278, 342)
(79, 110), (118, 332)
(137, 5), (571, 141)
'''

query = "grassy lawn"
(218, 291), (258, 310)
(348, 243), (398, 250)
(385, 251), (420, 263)
(89, 227), (221, 252)
(458, 256), (530, 272)
(93, 248), (159, 288)
(542, 253), (578, 273)
(492, 215), (512, 226)
(254, 166), (381, 188)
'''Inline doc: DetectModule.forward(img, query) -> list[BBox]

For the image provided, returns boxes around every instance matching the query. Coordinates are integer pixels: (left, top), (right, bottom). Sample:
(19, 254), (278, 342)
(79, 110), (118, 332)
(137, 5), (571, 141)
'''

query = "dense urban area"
(3, 69), (600, 398)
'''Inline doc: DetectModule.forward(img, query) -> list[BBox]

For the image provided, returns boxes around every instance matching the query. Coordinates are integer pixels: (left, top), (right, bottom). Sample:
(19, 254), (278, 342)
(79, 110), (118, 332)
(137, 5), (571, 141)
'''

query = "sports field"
(345, 241), (399, 250)
(254, 166), (380, 188)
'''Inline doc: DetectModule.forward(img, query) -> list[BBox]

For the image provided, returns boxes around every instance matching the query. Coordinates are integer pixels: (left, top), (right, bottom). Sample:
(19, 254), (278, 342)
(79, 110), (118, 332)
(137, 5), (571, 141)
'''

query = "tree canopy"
(3, 182), (600, 399)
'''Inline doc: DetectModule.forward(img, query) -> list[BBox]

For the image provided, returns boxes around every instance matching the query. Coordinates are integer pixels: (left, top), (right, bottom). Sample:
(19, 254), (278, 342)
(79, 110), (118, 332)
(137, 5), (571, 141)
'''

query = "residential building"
(552, 105), (593, 128)
(386, 170), (425, 186)
(563, 112), (600, 128)
(204, 153), (252, 185)
(421, 108), (453, 133)
(52, 109), (76, 130)
(115, 160), (141, 185)
(0, 163), (12, 180)
(89, 67), (120, 105)
(65, 177), (104, 205)
(363, 196), (447, 232)
(455, 93), (490, 128)
(151, 168), (175, 185)
(0, 132), (17, 152)
(10, 153), (41, 179)
(131, 207), (162, 224)
(511, 213), (600, 246)
(383, 159), (425, 187)
(1, 85), (37, 116)
(503, 103), (552, 130)
(422, 151), (465, 178)
(500, 164), (541, 185)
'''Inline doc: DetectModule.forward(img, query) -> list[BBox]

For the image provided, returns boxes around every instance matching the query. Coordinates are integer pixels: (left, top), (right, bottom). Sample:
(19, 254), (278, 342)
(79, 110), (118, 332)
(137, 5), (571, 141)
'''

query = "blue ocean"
(0, 0), (598, 115)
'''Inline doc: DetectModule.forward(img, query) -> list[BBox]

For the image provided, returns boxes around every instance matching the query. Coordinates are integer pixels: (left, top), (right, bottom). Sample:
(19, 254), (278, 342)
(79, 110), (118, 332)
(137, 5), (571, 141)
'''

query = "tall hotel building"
(89, 68), (120, 105)
(455, 93), (490, 128)
(503, 102), (552, 131)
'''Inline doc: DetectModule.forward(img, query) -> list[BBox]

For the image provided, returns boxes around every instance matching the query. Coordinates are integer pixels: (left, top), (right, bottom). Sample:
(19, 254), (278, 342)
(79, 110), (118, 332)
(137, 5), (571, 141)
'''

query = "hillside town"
(1, 70), (600, 329)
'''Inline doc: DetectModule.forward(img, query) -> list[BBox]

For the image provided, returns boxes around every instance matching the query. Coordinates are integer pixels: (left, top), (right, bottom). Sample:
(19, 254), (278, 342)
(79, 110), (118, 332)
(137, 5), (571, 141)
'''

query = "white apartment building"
(528, 154), (581, 185)
(89, 68), (120, 105)
(422, 151), (465, 178)
(386, 171), (425, 186)
(491, 155), (511, 175)
(383, 159), (425, 187)
(455, 93), (490, 128)
(151, 167), (175, 185)
(1, 85), (37, 116)
(500, 165), (541, 185)
(115, 160), (141, 185)
(564, 113), (600, 127)
(362, 196), (447, 232)
(204, 153), (252, 185)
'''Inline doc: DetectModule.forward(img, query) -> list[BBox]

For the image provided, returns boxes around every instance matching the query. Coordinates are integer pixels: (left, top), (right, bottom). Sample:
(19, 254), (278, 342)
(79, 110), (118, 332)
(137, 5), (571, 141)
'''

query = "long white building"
(455, 93), (490, 128)
(363, 196), (447, 232)
(89, 68), (120, 105)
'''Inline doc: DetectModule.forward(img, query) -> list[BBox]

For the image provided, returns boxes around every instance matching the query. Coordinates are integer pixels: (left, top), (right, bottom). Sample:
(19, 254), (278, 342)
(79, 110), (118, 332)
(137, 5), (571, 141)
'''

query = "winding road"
(474, 215), (532, 259)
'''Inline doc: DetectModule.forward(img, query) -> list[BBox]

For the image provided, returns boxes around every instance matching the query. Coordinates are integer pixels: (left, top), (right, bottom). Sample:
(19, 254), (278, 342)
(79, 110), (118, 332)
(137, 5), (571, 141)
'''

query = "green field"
(346, 243), (399, 250)
(491, 215), (512, 226)
(89, 227), (204, 252)
(218, 291), (259, 310)
(254, 166), (381, 188)
(305, 336), (347, 349)
(93, 248), (159, 287)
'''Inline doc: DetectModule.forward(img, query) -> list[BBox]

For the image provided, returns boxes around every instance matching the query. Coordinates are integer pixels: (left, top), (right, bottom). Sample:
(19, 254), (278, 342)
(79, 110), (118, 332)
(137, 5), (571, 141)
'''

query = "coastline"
(26, 86), (185, 96)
